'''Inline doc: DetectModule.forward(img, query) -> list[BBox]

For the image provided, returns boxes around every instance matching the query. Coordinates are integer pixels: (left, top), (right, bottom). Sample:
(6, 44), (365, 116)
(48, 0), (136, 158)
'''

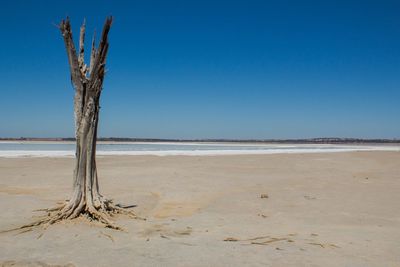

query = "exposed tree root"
(1, 197), (145, 234)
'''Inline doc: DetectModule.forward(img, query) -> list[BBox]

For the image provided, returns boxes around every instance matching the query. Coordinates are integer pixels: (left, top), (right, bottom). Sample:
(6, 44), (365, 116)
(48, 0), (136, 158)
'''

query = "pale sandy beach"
(0, 151), (399, 267)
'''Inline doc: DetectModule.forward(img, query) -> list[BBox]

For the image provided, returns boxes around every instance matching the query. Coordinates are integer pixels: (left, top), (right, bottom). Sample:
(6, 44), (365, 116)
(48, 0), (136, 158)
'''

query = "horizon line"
(1, 137), (399, 143)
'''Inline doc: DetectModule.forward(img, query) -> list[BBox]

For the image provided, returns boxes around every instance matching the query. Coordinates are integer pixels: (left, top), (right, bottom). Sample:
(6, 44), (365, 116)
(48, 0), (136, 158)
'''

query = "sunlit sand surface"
(0, 152), (399, 266)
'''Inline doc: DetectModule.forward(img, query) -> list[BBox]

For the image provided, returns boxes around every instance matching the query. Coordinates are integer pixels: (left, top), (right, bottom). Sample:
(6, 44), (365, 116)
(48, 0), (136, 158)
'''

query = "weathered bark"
(57, 16), (113, 224)
(53, 17), (142, 228)
(3, 17), (141, 232)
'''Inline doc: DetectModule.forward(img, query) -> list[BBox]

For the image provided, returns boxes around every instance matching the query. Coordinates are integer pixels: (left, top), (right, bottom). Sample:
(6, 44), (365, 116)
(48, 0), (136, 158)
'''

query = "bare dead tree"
(5, 17), (141, 232)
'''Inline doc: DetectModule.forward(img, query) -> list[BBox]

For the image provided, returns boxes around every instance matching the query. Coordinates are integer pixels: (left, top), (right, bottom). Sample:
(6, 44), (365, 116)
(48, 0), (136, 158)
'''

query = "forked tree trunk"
(4, 17), (140, 232)
(52, 17), (140, 228)
(60, 16), (111, 220)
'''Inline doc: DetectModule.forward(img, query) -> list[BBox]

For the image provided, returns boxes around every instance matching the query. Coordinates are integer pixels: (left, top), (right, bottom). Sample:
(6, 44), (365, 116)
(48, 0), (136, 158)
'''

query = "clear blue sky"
(0, 0), (399, 139)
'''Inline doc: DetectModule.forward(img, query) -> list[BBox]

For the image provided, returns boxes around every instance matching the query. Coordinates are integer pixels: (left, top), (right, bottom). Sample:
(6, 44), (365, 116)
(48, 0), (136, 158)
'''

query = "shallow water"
(0, 141), (398, 157)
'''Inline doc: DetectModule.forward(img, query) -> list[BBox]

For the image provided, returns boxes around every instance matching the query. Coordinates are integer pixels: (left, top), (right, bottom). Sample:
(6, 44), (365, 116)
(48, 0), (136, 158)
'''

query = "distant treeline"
(1, 137), (399, 144)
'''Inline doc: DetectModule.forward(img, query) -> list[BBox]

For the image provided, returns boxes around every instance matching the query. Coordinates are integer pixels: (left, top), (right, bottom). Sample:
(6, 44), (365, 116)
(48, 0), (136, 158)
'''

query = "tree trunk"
(54, 17), (118, 224)
(55, 17), (140, 228)
(5, 17), (140, 232)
